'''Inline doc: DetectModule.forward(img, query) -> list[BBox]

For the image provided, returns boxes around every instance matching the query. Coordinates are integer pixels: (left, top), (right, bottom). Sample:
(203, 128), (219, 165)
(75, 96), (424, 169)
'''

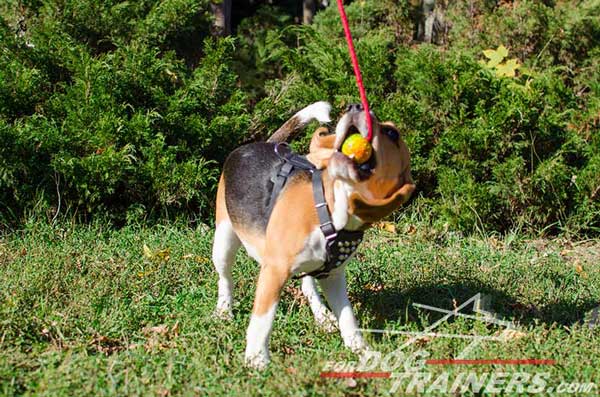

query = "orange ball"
(341, 134), (372, 164)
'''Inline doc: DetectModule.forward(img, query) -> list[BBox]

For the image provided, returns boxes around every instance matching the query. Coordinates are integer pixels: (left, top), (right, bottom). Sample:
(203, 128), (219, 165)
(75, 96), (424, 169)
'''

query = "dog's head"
(308, 104), (416, 223)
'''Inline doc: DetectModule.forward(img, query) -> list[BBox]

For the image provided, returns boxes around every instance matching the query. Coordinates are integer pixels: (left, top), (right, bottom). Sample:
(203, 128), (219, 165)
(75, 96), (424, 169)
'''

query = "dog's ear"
(306, 127), (336, 169)
(349, 173), (415, 223)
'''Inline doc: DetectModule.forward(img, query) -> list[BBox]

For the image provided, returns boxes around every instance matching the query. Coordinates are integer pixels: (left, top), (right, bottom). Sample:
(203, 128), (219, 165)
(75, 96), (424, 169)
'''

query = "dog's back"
(222, 142), (310, 234)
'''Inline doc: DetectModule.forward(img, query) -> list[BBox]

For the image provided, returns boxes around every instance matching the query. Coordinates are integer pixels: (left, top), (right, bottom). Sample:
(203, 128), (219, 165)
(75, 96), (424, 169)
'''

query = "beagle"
(212, 102), (415, 369)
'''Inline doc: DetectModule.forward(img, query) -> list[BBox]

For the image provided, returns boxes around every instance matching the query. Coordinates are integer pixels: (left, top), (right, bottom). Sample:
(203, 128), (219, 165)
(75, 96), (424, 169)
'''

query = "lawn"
(1, 221), (599, 396)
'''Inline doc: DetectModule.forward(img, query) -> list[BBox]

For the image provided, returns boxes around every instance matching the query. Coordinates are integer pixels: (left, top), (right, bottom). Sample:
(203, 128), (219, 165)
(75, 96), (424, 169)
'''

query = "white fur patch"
(332, 180), (364, 231)
(239, 239), (262, 264)
(334, 113), (353, 148)
(291, 227), (327, 275)
(245, 303), (278, 369)
(318, 271), (367, 353)
(334, 111), (370, 148)
(296, 101), (332, 124)
(212, 220), (241, 319)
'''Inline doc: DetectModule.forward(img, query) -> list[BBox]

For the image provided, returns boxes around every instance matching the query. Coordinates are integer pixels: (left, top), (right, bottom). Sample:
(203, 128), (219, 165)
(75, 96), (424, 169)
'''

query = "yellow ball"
(341, 134), (372, 164)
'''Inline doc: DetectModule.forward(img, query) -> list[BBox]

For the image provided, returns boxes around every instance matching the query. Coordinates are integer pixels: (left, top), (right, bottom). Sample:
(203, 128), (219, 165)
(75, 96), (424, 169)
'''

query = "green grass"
(1, 221), (599, 396)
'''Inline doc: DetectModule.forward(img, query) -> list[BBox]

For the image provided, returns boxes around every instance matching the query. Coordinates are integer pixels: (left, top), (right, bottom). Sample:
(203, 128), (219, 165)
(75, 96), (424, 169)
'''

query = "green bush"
(247, 0), (599, 235)
(0, 0), (598, 235)
(0, 2), (248, 225)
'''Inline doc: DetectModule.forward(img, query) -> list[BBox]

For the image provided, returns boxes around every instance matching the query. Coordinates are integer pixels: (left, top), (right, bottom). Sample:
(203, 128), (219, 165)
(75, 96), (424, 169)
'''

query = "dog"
(212, 101), (415, 369)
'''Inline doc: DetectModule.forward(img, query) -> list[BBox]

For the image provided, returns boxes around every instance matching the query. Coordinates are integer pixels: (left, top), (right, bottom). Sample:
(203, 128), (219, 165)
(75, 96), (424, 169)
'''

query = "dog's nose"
(346, 103), (363, 113)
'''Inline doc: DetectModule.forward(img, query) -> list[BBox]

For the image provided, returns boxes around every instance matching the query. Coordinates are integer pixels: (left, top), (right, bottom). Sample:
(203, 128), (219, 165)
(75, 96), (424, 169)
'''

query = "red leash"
(336, 0), (373, 142)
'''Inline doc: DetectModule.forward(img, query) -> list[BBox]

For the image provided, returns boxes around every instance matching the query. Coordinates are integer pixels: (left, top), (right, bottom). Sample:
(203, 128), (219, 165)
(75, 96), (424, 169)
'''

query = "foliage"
(245, 0), (599, 235)
(1, 1), (248, 225)
(0, 0), (598, 235)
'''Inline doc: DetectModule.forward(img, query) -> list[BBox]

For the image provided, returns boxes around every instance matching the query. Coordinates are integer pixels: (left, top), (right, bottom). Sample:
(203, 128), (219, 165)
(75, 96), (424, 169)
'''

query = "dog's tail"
(267, 101), (331, 143)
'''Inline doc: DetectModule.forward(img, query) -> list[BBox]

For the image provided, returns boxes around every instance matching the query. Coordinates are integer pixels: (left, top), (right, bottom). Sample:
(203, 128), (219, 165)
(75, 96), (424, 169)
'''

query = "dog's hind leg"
(213, 219), (240, 320)
(318, 269), (367, 353)
(213, 176), (241, 320)
(301, 276), (338, 333)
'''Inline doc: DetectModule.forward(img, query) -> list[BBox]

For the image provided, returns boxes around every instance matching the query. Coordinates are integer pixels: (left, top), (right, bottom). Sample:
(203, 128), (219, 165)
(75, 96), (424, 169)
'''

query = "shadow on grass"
(356, 281), (600, 330)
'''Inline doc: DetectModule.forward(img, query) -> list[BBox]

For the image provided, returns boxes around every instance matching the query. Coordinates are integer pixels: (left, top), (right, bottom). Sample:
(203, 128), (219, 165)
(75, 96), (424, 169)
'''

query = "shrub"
(247, 0), (599, 235)
(0, 0), (598, 235)
(0, 5), (249, 225)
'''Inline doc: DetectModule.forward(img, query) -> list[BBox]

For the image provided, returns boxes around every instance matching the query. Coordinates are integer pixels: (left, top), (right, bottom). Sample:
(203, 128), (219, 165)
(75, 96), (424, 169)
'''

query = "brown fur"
(215, 174), (228, 226)
(306, 127), (337, 169)
(250, 177), (323, 315)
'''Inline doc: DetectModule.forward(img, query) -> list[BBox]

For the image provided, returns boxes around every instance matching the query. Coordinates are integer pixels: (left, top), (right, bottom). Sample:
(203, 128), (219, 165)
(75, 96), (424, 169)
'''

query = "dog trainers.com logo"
(320, 294), (598, 394)
(322, 349), (595, 394)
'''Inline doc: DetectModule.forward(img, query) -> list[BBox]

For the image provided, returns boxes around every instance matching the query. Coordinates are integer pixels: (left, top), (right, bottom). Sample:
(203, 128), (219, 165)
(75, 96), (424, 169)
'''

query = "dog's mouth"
(334, 115), (376, 180)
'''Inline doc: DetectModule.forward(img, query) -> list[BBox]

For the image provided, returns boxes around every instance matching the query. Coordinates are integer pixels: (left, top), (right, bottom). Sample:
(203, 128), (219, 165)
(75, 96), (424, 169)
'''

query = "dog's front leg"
(318, 269), (367, 353)
(245, 263), (289, 369)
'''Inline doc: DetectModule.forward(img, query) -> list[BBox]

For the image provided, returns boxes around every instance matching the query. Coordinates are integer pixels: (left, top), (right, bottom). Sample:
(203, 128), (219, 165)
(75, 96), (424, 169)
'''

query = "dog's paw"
(244, 350), (270, 370)
(315, 309), (338, 333)
(214, 305), (233, 321)
(343, 333), (368, 354)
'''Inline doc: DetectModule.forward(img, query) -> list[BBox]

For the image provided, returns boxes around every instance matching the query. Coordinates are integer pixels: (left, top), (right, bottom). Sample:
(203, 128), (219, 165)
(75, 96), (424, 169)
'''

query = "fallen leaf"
(90, 335), (125, 355)
(171, 322), (180, 337)
(143, 324), (169, 336)
(155, 247), (170, 261)
(560, 249), (571, 257)
(365, 283), (384, 292)
(157, 388), (170, 397)
(574, 262), (587, 278)
(143, 244), (170, 261)
(143, 244), (154, 259)
(281, 345), (295, 355)
(377, 221), (397, 233)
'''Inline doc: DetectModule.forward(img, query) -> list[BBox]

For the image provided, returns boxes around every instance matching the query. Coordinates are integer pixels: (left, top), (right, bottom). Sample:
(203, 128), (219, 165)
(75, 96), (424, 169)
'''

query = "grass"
(0, 220), (599, 396)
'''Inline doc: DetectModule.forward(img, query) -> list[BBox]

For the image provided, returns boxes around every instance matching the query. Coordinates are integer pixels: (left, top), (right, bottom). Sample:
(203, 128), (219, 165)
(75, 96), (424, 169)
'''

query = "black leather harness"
(268, 143), (363, 279)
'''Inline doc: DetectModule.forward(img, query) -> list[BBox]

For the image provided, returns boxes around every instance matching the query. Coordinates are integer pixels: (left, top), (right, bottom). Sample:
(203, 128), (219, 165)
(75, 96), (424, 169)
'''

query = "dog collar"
(269, 143), (364, 279)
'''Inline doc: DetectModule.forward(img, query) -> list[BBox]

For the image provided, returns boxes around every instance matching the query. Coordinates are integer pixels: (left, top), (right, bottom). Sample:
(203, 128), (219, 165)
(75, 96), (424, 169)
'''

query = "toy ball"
(341, 133), (372, 164)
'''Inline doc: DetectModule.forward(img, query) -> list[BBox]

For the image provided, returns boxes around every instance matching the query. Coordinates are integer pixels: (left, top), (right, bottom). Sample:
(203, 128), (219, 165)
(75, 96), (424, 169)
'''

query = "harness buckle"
(320, 221), (338, 242)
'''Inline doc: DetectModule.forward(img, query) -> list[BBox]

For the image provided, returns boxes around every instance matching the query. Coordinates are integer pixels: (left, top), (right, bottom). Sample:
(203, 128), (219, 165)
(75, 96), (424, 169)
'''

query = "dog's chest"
(291, 180), (365, 276)
(291, 227), (328, 274)
(291, 227), (363, 276)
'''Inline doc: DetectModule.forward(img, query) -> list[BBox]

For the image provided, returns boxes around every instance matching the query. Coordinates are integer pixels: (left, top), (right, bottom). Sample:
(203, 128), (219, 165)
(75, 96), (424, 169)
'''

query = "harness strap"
(268, 143), (363, 280)
(312, 170), (337, 243)
(267, 161), (294, 217)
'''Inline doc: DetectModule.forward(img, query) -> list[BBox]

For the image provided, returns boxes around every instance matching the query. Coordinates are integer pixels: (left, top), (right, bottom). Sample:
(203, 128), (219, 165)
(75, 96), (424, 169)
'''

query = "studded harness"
(268, 143), (364, 279)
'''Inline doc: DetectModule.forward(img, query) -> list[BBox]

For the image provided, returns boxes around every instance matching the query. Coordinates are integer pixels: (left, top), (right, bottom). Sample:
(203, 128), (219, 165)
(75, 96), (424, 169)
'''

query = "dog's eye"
(382, 127), (399, 142)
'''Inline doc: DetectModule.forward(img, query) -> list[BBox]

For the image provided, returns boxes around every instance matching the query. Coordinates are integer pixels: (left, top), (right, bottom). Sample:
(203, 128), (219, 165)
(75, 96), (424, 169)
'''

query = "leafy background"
(0, 0), (598, 235)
